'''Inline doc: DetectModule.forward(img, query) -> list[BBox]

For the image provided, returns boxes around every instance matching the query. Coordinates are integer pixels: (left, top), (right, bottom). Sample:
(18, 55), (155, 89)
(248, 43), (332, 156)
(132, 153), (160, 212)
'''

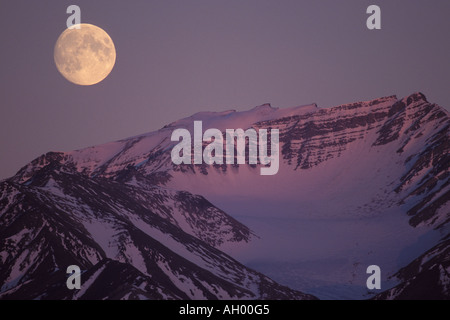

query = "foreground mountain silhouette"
(1, 92), (448, 299)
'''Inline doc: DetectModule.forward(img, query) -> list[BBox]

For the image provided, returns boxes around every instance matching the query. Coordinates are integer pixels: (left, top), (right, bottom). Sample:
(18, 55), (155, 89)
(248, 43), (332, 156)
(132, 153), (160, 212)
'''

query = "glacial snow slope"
(1, 92), (449, 299)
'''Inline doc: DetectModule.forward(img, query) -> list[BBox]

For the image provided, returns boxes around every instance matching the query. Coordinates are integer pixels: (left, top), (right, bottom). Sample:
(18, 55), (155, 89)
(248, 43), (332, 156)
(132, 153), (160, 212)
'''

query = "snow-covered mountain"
(0, 164), (313, 300)
(1, 92), (448, 299)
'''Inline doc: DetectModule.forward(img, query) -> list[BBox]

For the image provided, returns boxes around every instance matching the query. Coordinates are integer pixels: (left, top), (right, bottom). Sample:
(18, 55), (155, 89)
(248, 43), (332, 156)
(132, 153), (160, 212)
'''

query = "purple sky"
(1, 0), (449, 180)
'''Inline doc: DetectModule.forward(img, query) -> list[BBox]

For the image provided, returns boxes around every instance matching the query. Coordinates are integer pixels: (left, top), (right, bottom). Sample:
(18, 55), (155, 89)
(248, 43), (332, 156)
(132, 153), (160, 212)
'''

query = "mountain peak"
(403, 92), (428, 105)
(252, 103), (275, 111)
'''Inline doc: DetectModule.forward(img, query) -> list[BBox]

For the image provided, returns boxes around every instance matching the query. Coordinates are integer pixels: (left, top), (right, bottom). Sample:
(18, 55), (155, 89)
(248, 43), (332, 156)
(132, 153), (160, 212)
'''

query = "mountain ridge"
(1, 92), (449, 299)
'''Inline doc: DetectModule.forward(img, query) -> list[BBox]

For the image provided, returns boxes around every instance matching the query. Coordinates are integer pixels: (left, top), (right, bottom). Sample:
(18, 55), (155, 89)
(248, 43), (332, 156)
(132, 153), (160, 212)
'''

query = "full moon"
(54, 24), (116, 86)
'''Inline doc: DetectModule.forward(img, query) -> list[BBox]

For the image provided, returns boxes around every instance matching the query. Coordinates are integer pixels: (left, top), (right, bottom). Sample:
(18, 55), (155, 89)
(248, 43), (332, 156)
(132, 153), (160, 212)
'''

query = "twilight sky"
(1, 0), (449, 180)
